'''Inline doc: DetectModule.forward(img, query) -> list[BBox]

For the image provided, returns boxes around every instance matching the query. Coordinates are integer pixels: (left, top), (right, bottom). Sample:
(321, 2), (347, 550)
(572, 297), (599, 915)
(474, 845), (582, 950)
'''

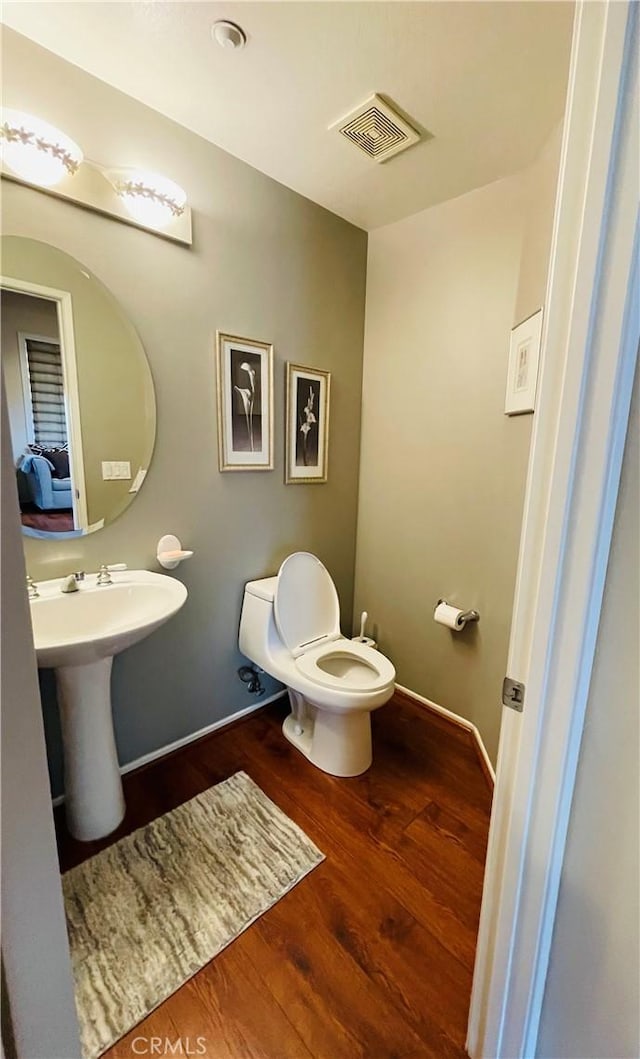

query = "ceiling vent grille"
(331, 94), (421, 163)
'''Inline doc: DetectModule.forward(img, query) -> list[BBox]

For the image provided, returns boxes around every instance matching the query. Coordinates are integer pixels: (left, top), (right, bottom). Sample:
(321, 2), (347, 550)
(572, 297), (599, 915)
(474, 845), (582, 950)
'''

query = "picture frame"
(216, 332), (274, 471)
(504, 308), (543, 416)
(285, 362), (330, 484)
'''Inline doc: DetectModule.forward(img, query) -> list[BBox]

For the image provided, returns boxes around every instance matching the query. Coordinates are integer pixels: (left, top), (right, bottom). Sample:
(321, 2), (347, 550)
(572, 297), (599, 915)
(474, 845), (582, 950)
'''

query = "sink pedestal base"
(56, 658), (125, 841)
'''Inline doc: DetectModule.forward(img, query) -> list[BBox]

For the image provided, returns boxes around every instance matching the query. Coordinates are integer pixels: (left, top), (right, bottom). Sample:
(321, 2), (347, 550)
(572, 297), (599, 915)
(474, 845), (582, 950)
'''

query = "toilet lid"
(274, 552), (340, 657)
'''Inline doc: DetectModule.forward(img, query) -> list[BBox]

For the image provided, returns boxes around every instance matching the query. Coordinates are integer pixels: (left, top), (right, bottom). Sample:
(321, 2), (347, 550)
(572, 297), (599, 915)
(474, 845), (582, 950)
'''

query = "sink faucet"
(96, 564), (112, 586)
(96, 563), (127, 586)
(61, 572), (85, 594)
(26, 574), (39, 600)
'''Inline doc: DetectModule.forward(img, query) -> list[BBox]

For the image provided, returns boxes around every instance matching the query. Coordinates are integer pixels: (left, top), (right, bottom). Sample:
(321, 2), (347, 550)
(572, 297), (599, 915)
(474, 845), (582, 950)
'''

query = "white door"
(468, 3), (639, 1055)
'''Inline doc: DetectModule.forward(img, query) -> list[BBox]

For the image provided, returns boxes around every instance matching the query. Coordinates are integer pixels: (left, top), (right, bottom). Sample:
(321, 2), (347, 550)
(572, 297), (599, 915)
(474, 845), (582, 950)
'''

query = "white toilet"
(239, 551), (396, 777)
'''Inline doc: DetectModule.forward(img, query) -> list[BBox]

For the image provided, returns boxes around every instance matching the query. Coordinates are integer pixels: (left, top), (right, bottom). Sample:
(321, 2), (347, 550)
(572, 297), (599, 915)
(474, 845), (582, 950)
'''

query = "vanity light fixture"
(1, 110), (192, 245)
(109, 168), (187, 228)
(0, 108), (83, 187)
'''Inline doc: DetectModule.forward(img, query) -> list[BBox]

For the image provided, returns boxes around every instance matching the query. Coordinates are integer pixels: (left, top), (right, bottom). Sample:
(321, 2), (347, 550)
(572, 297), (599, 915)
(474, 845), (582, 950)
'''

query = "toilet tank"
(239, 576), (279, 669)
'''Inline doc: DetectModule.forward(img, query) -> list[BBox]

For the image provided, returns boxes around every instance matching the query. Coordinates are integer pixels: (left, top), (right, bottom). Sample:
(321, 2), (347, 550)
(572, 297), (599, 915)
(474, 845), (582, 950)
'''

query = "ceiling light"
(109, 168), (187, 228)
(212, 20), (246, 50)
(0, 109), (83, 187)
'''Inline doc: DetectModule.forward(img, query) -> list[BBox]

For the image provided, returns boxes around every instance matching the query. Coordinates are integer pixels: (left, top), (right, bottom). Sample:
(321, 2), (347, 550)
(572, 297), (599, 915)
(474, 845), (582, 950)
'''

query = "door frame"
(467, 2), (638, 1055)
(1, 276), (89, 533)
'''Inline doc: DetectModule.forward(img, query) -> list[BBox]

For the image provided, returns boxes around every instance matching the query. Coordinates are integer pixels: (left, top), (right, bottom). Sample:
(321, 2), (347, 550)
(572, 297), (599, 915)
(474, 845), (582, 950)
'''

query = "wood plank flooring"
(55, 692), (493, 1059)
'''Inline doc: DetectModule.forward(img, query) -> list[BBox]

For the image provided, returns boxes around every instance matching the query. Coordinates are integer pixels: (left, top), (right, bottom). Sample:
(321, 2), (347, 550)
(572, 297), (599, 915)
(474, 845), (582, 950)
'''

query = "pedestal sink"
(29, 570), (187, 841)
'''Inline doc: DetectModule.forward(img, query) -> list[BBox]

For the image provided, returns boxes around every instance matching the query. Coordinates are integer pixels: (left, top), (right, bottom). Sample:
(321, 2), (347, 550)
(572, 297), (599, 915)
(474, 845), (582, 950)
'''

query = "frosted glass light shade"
(110, 168), (187, 228)
(0, 109), (83, 187)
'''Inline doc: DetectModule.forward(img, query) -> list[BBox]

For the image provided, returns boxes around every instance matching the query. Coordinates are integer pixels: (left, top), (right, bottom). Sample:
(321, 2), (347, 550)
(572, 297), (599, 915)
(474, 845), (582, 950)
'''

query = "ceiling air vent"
(331, 94), (421, 163)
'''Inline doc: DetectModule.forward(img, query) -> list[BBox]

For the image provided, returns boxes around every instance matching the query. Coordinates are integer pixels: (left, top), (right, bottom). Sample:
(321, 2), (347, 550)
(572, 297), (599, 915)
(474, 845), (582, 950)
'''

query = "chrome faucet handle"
(96, 564), (112, 587)
(26, 574), (39, 599)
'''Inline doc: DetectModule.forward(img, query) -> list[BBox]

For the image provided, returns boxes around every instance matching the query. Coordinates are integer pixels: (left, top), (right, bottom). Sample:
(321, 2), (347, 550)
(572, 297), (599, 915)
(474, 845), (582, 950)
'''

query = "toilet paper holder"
(436, 599), (480, 625)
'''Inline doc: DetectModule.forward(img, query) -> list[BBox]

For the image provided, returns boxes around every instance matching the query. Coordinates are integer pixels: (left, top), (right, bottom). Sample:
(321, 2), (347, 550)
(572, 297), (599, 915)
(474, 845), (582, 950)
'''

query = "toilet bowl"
(239, 551), (395, 776)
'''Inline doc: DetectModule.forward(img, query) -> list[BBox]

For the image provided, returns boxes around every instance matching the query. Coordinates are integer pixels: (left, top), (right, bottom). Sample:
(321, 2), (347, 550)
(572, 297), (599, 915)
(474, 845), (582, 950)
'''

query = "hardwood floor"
(55, 692), (493, 1059)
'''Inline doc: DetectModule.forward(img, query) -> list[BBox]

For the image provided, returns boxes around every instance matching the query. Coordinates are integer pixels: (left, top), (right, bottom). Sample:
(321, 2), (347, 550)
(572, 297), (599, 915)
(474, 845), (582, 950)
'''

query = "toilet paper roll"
(352, 636), (377, 650)
(434, 602), (467, 631)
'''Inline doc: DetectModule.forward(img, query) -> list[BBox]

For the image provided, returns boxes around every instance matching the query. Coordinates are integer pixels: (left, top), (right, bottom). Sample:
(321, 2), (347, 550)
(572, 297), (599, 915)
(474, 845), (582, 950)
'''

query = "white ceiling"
(1, 1), (574, 231)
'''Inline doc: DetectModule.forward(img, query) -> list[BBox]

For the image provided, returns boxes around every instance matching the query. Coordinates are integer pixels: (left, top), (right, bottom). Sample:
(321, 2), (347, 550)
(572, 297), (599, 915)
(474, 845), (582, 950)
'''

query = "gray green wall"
(354, 128), (563, 764)
(2, 28), (368, 797)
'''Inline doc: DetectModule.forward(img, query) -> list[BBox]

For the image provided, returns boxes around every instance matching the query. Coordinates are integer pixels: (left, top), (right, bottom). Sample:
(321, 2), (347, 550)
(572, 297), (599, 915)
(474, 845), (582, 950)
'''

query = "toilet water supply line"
(237, 665), (264, 695)
(237, 664), (306, 736)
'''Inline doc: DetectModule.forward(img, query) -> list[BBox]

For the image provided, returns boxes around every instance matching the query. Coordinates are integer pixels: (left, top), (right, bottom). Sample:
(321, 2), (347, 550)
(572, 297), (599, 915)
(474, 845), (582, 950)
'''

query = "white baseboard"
(51, 690), (287, 808)
(395, 682), (496, 785)
(51, 683), (495, 808)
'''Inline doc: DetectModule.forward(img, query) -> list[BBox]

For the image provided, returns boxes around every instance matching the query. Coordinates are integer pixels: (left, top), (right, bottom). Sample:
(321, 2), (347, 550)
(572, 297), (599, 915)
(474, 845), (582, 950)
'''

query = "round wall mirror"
(1, 237), (156, 539)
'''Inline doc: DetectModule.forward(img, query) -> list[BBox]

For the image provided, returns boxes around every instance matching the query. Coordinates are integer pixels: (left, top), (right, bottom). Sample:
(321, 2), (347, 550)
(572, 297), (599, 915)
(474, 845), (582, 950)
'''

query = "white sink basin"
(29, 569), (188, 842)
(30, 569), (187, 668)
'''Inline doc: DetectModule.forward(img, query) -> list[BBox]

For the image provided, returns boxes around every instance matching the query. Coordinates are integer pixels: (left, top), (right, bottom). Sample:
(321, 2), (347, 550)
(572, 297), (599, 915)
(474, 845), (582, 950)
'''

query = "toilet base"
(283, 691), (373, 777)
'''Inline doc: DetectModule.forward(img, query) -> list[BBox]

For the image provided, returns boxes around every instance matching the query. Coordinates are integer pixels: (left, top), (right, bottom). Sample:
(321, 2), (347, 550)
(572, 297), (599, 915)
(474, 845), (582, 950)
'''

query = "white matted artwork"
(285, 362), (330, 484)
(505, 308), (544, 415)
(216, 332), (274, 471)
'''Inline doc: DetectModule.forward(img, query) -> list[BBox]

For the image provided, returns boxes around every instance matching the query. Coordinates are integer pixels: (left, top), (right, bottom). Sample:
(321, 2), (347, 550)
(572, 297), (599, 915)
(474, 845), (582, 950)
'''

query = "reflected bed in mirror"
(1, 237), (156, 538)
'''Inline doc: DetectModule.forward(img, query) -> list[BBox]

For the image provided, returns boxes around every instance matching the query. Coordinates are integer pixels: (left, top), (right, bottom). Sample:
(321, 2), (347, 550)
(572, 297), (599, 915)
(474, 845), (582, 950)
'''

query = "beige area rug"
(63, 771), (324, 1058)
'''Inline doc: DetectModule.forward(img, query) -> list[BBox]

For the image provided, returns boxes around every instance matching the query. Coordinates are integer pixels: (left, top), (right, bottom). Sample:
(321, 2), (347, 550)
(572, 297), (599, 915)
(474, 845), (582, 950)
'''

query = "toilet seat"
(295, 638), (395, 694)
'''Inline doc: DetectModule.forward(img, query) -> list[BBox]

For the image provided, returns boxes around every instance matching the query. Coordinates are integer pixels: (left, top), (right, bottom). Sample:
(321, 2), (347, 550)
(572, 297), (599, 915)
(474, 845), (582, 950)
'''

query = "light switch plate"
(114, 461), (131, 479)
(102, 461), (131, 480)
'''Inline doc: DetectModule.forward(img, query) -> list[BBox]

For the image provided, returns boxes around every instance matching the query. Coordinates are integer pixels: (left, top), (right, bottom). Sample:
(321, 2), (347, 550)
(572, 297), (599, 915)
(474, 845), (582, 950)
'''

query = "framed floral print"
(285, 362), (330, 484)
(216, 332), (274, 471)
(504, 309), (543, 415)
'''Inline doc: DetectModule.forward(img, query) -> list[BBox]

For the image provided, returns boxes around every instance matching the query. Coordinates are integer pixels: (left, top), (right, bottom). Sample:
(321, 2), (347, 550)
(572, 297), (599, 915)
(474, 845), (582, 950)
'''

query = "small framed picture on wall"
(285, 362), (331, 484)
(504, 308), (543, 416)
(216, 332), (274, 471)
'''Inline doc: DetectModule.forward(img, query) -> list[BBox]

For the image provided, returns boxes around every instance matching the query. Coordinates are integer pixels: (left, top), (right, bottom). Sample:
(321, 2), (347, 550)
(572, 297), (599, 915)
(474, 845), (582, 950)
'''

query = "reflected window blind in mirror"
(22, 337), (68, 447)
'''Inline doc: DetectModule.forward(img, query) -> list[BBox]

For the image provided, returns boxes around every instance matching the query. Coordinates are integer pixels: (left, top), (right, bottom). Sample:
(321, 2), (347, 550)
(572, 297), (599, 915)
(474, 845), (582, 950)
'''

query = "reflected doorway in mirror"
(1, 283), (86, 536)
